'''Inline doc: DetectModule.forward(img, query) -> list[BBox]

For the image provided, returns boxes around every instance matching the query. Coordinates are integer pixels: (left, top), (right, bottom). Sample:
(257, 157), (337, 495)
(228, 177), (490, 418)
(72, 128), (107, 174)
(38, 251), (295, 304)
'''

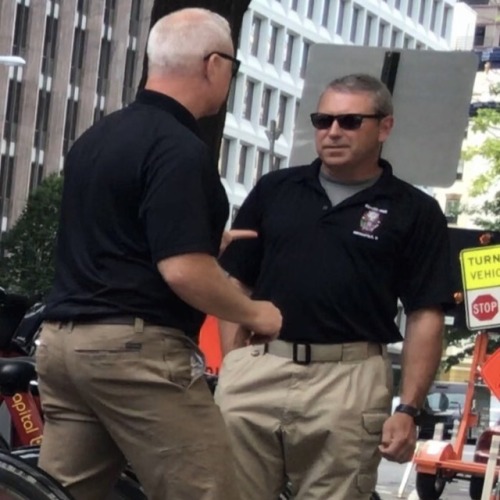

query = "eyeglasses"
(203, 51), (241, 77)
(310, 113), (386, 131)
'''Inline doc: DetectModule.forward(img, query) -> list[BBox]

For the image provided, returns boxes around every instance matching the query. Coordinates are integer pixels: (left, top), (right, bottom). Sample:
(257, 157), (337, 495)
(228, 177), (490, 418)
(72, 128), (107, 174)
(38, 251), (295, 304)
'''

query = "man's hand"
(219, 229), (258, 256)
(244, 300), (282, 342)
(378, 413), (417, 463)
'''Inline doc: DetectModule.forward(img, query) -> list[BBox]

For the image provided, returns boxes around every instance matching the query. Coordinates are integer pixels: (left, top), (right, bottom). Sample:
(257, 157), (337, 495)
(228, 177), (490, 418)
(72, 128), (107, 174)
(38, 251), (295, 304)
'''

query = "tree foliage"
(0, 174), (62, 299)
(443, 107), (500, 370)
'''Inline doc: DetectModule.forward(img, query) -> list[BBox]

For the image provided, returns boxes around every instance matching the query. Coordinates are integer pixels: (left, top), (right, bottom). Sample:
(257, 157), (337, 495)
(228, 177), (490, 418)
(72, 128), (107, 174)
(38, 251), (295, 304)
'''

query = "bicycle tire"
(12, 446), (146, 500)
(0, 449), (73, 499)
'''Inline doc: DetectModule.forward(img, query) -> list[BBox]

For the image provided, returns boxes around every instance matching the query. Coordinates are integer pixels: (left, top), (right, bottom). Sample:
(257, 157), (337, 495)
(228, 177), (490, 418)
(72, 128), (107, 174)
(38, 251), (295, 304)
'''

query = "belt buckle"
(293, 343), (311, 365)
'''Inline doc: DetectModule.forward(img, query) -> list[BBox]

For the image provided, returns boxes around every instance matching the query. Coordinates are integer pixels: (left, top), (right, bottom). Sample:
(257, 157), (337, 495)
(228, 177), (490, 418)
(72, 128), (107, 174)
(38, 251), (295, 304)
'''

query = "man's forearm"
(157, 253), (259, 327)
(219, 277), (253, 356)
(400, 308), (445, 408)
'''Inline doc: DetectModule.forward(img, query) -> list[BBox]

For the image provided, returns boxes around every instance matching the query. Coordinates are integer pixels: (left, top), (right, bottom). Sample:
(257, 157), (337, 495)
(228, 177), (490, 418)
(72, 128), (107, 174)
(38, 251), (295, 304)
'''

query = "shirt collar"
(134, 89), (200, 136)
(298, 157), (394, 186)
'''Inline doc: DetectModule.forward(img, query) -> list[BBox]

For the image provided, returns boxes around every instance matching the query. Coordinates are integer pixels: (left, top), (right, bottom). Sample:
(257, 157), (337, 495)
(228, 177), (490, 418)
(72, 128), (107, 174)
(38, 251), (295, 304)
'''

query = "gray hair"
(324, 74), (394, 116)
(147, 8), (232, 74)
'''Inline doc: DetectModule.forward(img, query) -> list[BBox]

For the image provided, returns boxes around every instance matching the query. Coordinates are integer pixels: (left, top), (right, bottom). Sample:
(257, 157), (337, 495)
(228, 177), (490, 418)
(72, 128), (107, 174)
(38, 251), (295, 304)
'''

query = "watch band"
(394, 403), (420, 424)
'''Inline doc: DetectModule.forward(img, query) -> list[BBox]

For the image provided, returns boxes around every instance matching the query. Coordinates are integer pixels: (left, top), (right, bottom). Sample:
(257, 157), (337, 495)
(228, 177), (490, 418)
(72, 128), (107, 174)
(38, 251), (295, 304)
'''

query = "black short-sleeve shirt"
(220, 159), (454, 344)
(44, 90), (229, 338)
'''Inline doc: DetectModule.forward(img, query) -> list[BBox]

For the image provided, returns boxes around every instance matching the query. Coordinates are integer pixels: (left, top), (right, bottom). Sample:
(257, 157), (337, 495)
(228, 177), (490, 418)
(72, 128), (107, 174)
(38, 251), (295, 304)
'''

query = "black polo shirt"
(220, 159), (454, 344)
(44, 90), (229, 338)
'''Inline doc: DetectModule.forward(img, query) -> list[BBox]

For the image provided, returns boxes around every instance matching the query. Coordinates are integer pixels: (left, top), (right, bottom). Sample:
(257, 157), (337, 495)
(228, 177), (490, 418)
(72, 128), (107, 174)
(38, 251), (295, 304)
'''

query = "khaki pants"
(36, 320), (239, 500)
(215, 343), (392, 500)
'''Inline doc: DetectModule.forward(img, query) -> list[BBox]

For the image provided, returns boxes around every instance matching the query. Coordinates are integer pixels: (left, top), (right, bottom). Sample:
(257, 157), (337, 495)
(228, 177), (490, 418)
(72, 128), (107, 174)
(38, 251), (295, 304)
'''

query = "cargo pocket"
(357, 411), (387, 494)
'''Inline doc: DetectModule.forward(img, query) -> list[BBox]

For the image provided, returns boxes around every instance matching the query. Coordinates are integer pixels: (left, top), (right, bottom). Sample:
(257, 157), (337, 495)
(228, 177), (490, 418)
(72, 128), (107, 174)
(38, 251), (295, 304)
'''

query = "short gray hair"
(324, 74), (394, 116)
(147, 8), (232, 74)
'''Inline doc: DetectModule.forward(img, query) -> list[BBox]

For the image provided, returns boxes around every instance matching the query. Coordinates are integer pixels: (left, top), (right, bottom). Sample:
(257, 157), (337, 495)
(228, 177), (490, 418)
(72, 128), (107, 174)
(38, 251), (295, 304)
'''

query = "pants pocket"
(357, 411), (387, 493)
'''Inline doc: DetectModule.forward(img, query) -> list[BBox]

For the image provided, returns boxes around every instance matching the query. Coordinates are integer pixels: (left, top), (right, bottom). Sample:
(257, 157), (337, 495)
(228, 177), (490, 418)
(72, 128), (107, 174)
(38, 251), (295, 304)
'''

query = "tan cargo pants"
(215, 342), (392, 500)
(36, 319), (239, 500)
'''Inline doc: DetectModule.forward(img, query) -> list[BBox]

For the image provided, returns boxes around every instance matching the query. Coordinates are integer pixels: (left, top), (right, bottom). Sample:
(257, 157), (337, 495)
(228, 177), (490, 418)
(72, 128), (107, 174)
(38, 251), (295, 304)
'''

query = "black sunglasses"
(310, 113), (386, 131)
(204, 51), (241, 77)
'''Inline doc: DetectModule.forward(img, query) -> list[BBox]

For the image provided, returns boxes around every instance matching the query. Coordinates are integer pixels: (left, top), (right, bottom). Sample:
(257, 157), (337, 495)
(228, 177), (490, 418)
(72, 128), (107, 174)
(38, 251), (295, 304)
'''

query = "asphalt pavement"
(376, 444), (478, 499)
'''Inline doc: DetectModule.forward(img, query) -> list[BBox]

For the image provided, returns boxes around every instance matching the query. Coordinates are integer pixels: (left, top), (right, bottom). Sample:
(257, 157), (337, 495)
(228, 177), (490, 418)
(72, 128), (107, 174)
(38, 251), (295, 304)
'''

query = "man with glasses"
(37, 7), (281, 500)
(216, 74), (454, 500)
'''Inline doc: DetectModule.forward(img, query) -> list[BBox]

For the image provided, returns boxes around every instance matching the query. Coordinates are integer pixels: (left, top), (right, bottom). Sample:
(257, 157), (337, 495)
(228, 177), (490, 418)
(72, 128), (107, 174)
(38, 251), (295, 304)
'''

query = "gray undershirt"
(319, 169), (381, 207)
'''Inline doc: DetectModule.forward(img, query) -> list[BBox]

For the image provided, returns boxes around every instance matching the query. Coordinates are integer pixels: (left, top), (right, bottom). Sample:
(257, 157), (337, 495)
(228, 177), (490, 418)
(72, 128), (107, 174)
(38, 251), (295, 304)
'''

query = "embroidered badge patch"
(353, 204), (387, 240)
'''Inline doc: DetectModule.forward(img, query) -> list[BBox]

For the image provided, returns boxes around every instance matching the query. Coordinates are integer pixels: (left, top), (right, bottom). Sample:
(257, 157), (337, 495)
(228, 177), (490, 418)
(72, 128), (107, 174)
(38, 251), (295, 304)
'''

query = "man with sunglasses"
(37, 8), (281, 500)
(216, 74), (454, 500)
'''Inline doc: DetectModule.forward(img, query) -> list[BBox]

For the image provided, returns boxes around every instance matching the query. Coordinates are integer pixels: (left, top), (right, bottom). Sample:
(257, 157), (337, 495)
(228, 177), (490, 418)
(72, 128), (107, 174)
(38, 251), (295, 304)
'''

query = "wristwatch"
(394, 404), (421, 425)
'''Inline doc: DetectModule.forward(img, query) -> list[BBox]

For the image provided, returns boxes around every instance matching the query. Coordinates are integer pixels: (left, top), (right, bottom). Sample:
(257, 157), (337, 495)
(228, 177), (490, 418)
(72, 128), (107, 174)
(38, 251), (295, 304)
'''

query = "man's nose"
(326, 119), (342, 135)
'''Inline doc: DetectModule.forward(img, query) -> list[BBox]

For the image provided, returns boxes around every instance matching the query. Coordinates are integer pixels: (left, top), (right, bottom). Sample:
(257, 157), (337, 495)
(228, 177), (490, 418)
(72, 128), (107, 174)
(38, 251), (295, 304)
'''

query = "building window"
(34, 90), (51, 151)
(42, 9), (58, 77)
(70, 26), (86, 86)
(3, 77), (22, 142)
(350, 6), (361, 43)
(445, 195), (461, 224)
(300, 41), (311, 78)
(441, 6), (451, 38)
(404, 36), (412, 48)
(122, 47), (137, 105)
(104, 0), (116, 27)
(237, 145), (249, 184)
(243, 80), (255, 120)
(391, 29), (400, 48)
(364, 15), (374, 46)
(474, 26), (485, 47)
(250, 16), (262, 56)
(321, 0), (330, 27)
(378, 23), (387, 47)
(0, 155), (15, 227)
(272, 155), (283, 171)
(29, 161), (44, 194)
(219, 138), (230, 178)
(419, 0), (427, 25)
(63, 99), (79, 155)
(430, 0), (439, 32)
(268, 25), (279, 64)
(307, 0), (315, 19)
(394, 0), (401, 9)
(277, 94), (288, 132)
(283, 32), (296, 72)
(336, 0), (347, 36)
(291, 0), (299, 11)
(129, 0), (141, 37)
(407, 0), (414, 17)
(260, 87), (272, 126)
(96, 38), (111, 97)
(254, 150), (266, 184)
(226, 81), (236, 113)
(13, 2), (30, 57)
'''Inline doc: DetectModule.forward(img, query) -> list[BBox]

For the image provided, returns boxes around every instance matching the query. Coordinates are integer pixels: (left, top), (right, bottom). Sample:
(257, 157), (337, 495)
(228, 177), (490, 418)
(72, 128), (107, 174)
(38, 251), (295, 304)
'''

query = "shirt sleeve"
(139, 138), (214, 263)
(398, 196), (455, 314)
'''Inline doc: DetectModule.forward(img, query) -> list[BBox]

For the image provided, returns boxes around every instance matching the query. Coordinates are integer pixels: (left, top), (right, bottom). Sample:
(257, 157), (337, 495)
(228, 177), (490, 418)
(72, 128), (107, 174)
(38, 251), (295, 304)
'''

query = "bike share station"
(413, 237), (500, 500)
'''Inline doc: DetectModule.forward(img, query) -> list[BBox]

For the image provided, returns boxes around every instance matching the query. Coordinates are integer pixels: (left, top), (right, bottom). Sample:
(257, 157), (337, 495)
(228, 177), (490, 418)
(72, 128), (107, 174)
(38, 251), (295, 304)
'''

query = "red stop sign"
(472, 294), (499, 321)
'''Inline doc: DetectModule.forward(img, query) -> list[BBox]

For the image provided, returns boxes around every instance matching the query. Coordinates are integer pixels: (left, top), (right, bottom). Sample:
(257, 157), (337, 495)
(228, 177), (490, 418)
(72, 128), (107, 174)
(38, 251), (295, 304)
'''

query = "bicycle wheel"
(0, 449), (73, 499)
(12, 446), (146, 500)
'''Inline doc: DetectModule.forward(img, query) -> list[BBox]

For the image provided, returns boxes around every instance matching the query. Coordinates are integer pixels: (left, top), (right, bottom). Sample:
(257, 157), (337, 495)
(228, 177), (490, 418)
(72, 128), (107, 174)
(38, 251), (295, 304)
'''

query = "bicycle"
(0, 291), (146, 499)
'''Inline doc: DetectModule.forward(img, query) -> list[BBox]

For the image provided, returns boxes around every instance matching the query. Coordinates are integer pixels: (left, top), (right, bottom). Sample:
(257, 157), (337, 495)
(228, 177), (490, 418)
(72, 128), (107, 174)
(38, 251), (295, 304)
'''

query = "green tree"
(463, 107), (500, 230)
(443, 106), (500, 370)
(0, 174), (62, 299)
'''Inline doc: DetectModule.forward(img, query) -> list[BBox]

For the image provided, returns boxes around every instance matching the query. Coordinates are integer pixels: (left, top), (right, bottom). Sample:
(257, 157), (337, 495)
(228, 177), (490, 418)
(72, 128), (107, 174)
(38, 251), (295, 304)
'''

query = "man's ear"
(379, 115), (394, 142)
(204, 53), (218, 82)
